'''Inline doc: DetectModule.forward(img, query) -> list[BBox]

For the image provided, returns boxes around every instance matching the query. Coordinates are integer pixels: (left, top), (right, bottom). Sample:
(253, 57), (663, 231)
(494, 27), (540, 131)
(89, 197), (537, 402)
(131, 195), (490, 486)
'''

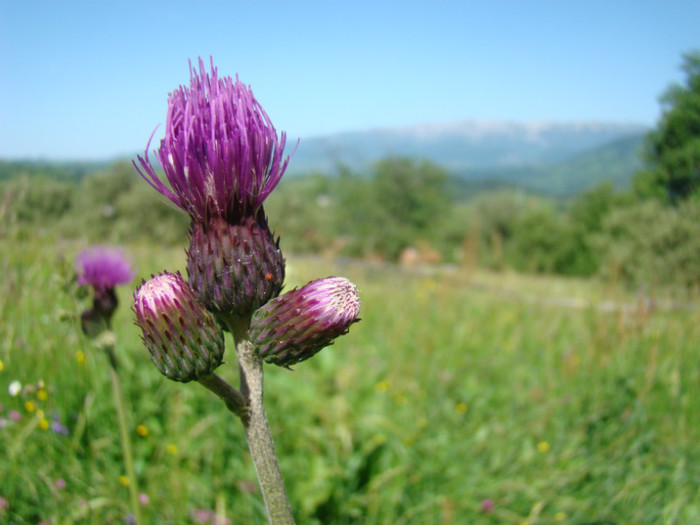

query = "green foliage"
(1, 161), (188, 245)
(508, 203), (579, 274)
(269, 158), (453, 262)
(1, 176), (74, 227)
(336, 158), (450, 260)
(596, 198), (700, 288)
(2, 238), (700, 523)
(635, 51), (700, 202)
(0, 159), (106, 183)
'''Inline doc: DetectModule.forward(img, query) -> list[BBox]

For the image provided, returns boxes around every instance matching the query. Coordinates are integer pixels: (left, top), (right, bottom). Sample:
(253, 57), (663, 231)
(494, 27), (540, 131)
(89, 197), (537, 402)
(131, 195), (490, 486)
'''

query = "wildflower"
(537, 441), (551, 453)
(118, 475), (130, 487)
(135, 57), (293, 320)
(250, 277), (361, 367)
(136, 424), (149, 437)
(0, 357), (4, 371)
(133, 272), (225, 382)
(8, 410), (21, 422)
(54, 478), (66, 490)
(135, 57), (292, 228)
(51, 418), (69, 435)
(24, 400), (36, 413)
(166, 444), (179, 455)
(455, 402), (468, 415)
(0, 496), (7, 511)
(375, 379), (393, 393)
(139, 493), (150, 506)
(191, 508), (232, 525)
(481, 499), (495, 513)
(39, 418), (50, 430)
(37, 389), (48, 401)
(8, 380), (21, 397)
(554, 512), (566, 521)
(76, 246), (135, 335)
(74, 350), (86, 364)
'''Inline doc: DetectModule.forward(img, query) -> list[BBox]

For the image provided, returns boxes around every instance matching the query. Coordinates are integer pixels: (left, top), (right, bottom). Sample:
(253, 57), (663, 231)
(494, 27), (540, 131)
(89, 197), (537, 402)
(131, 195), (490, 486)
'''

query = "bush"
(596, 199), (700, 289)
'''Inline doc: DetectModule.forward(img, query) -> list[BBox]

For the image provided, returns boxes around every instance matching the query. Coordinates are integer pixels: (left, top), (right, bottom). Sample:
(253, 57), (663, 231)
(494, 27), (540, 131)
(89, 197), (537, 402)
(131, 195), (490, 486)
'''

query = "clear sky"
(1, 0), (699, 160)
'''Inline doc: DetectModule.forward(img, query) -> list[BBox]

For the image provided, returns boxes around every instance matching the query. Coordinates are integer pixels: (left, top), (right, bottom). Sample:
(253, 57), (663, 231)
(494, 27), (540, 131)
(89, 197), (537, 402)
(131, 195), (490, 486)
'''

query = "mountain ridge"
(286, 119), (648, 176)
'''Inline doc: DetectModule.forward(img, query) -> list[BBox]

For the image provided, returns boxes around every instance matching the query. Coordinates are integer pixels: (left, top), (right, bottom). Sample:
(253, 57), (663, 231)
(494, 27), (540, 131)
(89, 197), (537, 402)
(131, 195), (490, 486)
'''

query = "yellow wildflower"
(537, 441), (551, 453)
(136, 424), (149, 437)
(118, 475), (130, 487)
(75, 350), (86, 364)
(374, 379), (393, 393)
(25, 400), (36, 413)
(166, 444), (179, 455)
(39, 418), (50, 431)
(37, 389), (48, 401)
(455, 402), (468, 414)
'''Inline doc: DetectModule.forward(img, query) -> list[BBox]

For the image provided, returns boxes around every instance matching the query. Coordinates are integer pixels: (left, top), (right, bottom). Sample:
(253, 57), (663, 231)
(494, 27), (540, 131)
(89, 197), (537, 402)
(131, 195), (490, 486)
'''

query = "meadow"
(1, 233), (699, 524)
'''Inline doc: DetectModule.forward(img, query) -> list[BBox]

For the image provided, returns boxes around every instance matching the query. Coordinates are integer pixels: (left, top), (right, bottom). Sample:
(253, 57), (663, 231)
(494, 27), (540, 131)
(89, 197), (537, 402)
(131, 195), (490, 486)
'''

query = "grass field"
(1, 234), (699, 524)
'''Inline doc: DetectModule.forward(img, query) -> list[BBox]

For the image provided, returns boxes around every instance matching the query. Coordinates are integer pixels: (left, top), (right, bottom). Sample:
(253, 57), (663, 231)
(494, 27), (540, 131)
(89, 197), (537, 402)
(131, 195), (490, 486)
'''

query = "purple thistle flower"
(76, 246), (135, 334)
(134, 56), (294, 224)
(133, 271), (225, 382)
(250, 277), (361, 367)
(76, 246), (134, 292)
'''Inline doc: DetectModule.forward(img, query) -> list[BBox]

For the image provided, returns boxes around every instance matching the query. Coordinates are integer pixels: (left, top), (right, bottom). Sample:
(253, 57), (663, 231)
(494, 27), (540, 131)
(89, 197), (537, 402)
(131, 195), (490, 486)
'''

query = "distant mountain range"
(287, 120), (648, 196)
(1, 120), (649, 198)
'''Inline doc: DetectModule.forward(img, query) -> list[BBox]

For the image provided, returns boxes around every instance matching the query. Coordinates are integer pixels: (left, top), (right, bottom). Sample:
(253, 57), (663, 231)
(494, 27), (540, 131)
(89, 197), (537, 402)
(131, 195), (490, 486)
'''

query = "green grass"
(1, 235), (699, 524)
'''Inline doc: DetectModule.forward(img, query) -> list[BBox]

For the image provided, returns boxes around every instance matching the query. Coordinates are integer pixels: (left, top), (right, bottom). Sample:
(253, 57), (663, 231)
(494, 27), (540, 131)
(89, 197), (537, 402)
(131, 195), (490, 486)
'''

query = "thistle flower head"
(76, 246), (134, 292)
(134, 56), (294, 224)
(76, 246), (134, 335)
(249, 276), (361, 367)
(133, 271), (225, 382)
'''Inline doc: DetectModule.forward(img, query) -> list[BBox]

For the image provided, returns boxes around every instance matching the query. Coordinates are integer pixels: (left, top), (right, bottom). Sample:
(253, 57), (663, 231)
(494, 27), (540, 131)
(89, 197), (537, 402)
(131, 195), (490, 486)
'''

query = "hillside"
(286, 120), (647, 172)
(0, 120), (649, 198)
(453, 133), (646, 197)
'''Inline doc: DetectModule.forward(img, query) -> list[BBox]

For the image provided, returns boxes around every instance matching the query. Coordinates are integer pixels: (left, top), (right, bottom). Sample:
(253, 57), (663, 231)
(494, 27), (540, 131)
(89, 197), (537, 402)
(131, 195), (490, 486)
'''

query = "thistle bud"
(186, 213), (285, 322)
(133, 271), (224, 382)
(249, 276), (361, 367)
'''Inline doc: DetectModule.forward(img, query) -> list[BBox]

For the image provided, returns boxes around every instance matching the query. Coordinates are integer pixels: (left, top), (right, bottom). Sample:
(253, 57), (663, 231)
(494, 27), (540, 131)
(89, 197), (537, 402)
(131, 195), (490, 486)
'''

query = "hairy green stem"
(227, 317), (295, 525)
(198, 373), (248, 419)
(106, 345), (143, 525)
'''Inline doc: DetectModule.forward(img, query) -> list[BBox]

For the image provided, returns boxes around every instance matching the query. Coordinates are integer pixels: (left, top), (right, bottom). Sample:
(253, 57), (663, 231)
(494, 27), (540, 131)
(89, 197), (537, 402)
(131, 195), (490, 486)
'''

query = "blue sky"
(1, 0), (698, 160)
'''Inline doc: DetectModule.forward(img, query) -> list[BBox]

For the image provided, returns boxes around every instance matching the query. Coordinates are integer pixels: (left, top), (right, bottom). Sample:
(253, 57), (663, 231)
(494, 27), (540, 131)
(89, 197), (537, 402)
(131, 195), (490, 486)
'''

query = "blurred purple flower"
(191, 508), (231, 525)
(76, 246), (134, 334)
(54, 478), (66, 490)
(51, 419), (69, 435)
(8, 410), (21, 422)
(135, 56), (295, 224)
(138, 493), (150, 506)
(481, 498), (495, 513)
(76, 246), (135, 292)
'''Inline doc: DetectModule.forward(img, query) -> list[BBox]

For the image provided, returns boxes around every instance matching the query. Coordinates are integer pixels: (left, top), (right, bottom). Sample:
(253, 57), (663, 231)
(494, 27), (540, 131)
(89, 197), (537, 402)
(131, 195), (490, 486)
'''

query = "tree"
(336, 157), (450, 260)
(634, 51), (700, 202)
